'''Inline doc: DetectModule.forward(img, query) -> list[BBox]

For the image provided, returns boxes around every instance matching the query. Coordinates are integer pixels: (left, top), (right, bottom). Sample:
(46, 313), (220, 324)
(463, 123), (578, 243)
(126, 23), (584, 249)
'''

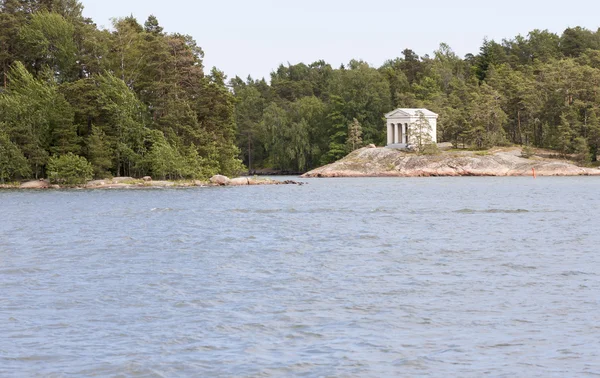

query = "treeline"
(0, 0), (243, 182)
(3, 0), (600, 182)
(233, 27), (600, 172)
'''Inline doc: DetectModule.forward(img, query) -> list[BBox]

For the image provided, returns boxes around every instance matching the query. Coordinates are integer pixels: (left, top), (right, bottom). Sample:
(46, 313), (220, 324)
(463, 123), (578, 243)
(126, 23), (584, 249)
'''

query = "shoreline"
(1, 175), (305, 190)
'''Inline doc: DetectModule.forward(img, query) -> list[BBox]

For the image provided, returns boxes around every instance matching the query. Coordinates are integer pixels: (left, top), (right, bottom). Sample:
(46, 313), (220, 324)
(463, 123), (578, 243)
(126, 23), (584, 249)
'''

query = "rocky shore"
(302, 146), (600, 177)
(1, 175), (304, 190)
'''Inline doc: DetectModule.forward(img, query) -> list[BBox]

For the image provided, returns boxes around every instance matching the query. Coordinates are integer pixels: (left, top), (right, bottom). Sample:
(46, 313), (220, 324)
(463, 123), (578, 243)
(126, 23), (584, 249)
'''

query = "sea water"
(1, 177), (599, 377)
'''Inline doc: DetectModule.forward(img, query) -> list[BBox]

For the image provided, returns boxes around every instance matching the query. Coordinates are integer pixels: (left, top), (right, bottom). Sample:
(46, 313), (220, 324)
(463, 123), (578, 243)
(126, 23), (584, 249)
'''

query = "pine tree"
(410, 111), (433, 151)
(346, 118), (363, 152)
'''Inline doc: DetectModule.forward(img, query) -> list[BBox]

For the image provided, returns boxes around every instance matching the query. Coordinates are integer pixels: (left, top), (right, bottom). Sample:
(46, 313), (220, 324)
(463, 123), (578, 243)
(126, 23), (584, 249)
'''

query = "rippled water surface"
(1, 177), (600, 377)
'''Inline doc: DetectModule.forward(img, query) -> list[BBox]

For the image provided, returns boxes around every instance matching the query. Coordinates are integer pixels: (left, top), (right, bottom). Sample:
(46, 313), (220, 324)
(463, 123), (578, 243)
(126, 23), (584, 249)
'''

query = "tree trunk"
(517, 109), (522, 144)
(247, 133), (252, 173)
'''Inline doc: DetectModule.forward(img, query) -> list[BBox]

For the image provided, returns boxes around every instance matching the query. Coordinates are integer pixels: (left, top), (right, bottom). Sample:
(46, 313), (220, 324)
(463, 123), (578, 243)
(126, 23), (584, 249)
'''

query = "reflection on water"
(1, 177), (600, 376)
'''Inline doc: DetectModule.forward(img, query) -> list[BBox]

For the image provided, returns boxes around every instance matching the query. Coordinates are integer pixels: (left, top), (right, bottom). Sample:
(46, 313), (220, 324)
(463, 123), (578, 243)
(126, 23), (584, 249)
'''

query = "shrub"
(521, 145), (534, 158)
(420, 143), (441, 155)
(47, 153), (93, 185)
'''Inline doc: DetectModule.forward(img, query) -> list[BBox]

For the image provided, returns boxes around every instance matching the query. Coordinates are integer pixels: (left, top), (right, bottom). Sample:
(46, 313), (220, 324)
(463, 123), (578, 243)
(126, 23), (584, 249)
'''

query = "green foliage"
(346, 118), (363, 152)
(0, 128), (31, 182)
(410, 111), (434, 151)
(229, 27), (600, 170)
(145, 131), (184, 180)
(5, 3), (600, 178)
(19, 11), (77, 81)
(573, 137), (592, 164)
(0, 5), (244, 181)
(420, 143), (440, 155)
(0, 61), (78, 177)
(47, 152), (93, 185)
(521, 145), (534, 158)
(86, 126), (113, 178)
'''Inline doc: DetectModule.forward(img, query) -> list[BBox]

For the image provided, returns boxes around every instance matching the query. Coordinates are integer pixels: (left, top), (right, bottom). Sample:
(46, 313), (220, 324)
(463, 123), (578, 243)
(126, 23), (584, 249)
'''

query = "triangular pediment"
(385, 109), (411, 118)
(385, 108), (438, 119)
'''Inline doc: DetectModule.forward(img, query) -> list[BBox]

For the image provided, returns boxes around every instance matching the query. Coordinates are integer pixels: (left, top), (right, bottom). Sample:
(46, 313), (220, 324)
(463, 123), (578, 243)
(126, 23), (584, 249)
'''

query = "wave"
(454, 208), (530, 214)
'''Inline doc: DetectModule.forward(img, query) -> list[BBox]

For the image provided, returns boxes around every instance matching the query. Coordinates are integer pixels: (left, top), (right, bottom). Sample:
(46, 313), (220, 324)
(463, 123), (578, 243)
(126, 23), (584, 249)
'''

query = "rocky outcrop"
(209, 175), (304, 186)
(229, 177), (250, 186)
(111, 177), (135, 183)
(85, 178), (178, 188)
(302, 147), (600, 178)
(209, 175), (230, 185)
(20, 179), (49, 189)
(2, 176), (305, 190)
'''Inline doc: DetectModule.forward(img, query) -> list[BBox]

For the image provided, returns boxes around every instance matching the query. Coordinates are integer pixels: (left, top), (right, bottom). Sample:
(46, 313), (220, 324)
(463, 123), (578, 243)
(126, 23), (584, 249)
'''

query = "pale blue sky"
(80, 0), (600, 81)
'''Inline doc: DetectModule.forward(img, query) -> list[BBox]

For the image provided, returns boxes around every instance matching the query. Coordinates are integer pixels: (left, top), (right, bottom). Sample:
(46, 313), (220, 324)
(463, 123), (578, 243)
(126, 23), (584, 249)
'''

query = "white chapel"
(385, 108), (438, 147)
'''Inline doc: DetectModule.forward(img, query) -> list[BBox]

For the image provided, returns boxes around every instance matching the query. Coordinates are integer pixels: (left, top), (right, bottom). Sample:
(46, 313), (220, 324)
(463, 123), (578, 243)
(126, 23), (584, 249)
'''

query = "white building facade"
(385, 108), (438, 148)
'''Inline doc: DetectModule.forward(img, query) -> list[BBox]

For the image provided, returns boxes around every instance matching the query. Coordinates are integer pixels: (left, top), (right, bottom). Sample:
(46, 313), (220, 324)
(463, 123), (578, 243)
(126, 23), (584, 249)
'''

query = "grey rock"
(20, 180), (49, 189)
(210, 175), (230, 185)
(229, 177), (249, 186)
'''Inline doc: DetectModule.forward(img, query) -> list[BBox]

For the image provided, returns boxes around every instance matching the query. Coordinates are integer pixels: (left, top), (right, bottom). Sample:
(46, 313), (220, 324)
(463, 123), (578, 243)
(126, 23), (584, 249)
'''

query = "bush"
(521, 145), (534, 158)
(420, 143), (441, 155)
(47, 153), (93, 185)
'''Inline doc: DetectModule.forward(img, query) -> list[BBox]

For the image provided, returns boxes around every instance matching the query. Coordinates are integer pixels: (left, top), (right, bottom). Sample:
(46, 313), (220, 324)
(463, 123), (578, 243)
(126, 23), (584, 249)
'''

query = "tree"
(467, 83), (508, 148)
(587, 109), (600, 161)
(0, 62), (79, 177)
(233, 82), (265, 171)
(328, 60), (391, 145)
(409, 111), (434, 151)
(560, 27), (599, 58)
(346, 118), (363, 152)
(94, 72), (148, 177)
(0, 128), (31, 182)
(86, 126), (113, 178)
(144, 15), (163, 35)
(145, 130), (184, 180)
(321, 95), (349, 164)
(19, 11), (78, 81)
(573, 137), (591, 164)
(556, 113), (574, 155)
(47, 152), (93, 185)
(289, 96), (327, 168)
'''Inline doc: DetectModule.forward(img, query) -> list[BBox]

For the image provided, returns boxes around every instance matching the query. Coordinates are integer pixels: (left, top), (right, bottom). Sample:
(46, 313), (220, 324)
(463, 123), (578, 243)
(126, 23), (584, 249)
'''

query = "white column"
(394, 123), (399, 144)
(387, 123), (392, 145)
(402, 123), (406, 144)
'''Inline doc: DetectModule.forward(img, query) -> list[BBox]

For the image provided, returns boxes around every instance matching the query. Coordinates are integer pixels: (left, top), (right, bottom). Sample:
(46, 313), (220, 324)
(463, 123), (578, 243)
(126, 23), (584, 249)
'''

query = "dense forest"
(2, 0), (600, 182)
(234, 29), (600, 172)
(0, 0), (243, 182)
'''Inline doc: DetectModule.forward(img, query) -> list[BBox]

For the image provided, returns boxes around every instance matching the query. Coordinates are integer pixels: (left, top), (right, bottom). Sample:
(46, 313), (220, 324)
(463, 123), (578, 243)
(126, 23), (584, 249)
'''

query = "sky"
(80, 0), (600, 81)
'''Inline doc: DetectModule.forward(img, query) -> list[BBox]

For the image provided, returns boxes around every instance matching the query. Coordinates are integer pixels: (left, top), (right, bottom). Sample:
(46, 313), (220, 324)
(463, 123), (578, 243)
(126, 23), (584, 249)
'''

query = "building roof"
(385, 108), (438, 118)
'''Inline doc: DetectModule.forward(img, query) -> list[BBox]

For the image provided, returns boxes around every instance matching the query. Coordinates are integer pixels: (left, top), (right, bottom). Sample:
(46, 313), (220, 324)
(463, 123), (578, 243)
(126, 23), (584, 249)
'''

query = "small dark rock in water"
(282, 180), (306, 185)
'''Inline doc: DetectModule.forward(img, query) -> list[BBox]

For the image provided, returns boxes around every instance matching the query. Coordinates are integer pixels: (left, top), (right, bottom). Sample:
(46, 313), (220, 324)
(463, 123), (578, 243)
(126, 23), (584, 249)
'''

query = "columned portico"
(384, 108), (438, 149)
